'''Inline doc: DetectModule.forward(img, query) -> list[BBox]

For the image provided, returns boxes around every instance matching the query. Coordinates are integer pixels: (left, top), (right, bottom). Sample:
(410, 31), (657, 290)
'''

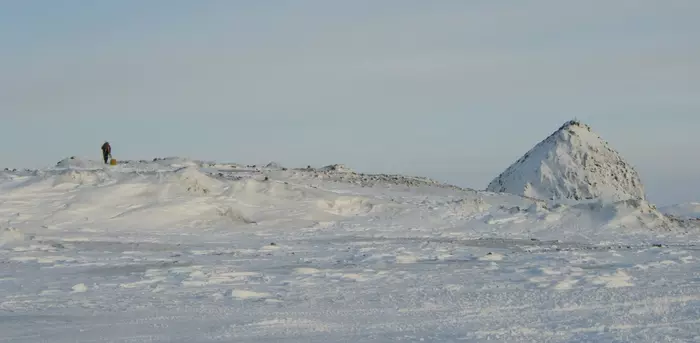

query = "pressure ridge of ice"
(486, 120), (646, 205)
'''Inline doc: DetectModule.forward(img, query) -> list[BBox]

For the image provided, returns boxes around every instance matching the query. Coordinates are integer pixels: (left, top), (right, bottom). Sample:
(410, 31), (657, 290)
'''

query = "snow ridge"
(487, 120), (646, 204)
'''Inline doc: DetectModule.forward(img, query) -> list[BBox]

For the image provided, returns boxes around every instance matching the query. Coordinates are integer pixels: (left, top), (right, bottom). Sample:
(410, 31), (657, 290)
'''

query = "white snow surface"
(1, 158), (700, 342)
(487, 120), (647, 205)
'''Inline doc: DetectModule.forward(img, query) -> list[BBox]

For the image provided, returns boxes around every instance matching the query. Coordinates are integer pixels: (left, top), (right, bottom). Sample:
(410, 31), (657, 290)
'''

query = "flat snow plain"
(1, 158), (699, 342)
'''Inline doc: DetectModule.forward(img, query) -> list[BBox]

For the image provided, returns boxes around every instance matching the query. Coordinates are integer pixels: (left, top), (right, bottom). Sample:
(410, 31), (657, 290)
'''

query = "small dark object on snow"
(264, 176), (269, 181)
(270, 242), (276, 246)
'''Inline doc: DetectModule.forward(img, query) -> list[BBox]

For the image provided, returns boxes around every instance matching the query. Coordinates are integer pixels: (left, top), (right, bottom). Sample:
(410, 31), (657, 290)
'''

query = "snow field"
(1, 157), (699, 342)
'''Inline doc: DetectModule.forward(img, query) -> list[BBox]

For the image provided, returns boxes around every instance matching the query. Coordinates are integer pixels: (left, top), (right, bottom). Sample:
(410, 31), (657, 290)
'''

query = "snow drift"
(0, 149), (692, 234)
(167, 166), (226, 195)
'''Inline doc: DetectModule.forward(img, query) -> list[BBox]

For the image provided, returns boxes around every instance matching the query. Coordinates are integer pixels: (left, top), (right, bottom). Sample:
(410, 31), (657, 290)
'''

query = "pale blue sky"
(1, 0), (698, 205)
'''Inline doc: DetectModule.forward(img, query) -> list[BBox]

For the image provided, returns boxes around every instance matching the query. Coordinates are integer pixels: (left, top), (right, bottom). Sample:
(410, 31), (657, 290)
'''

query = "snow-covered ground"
(2, 157), (700, 342)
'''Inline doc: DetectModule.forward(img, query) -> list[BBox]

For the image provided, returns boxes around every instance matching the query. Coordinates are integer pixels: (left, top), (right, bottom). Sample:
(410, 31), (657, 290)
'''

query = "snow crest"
(169, 166), (225, 195)
(56, 156), (106, 169)
(487, 120), (646, 205)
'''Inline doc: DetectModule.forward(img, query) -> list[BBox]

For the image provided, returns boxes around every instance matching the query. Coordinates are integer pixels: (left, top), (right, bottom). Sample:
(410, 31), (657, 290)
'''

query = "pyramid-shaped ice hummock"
(486, 120), (646, 204)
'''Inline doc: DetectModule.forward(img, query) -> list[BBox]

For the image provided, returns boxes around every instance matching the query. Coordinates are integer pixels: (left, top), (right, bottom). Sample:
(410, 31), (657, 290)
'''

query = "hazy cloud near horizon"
(1, 0), (698, 205)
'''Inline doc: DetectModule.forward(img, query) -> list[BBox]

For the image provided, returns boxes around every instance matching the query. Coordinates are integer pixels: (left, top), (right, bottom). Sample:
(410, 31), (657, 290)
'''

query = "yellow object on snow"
(110, 158), (117, 165)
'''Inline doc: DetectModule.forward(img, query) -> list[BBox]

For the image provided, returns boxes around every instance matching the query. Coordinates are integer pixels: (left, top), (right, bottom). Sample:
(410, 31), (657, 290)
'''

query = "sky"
(0, 0), (698, 206)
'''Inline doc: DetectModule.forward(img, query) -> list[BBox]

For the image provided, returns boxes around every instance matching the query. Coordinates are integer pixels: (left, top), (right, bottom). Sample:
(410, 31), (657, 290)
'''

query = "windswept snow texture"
(487, 120), (646, 204)
(1, 158), (700, 342)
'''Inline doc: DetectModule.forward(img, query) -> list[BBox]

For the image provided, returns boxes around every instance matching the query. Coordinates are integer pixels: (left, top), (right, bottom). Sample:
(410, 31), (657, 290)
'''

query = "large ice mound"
(487, 120), (646, 205)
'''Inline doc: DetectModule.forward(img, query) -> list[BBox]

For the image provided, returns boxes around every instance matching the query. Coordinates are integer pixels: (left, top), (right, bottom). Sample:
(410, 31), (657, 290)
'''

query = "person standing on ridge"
(101, 141), (112, 164)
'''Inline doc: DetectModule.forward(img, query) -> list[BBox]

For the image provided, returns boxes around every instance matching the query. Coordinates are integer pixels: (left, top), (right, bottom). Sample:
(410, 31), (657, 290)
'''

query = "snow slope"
(1, 158), (699, 342)
(487, 120), (647, 205)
